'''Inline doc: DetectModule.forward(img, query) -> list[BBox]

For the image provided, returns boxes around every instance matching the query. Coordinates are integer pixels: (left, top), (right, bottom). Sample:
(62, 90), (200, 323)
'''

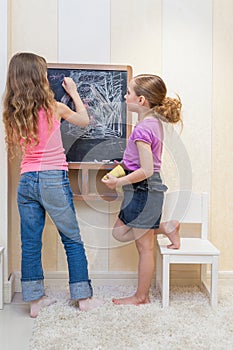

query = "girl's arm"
(56, 77), (89, 127)
(102, 141), (154, 189)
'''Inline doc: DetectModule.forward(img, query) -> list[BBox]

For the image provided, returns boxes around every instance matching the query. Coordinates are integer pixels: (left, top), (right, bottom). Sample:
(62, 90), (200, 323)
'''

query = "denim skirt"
(118, 172), (167, 229)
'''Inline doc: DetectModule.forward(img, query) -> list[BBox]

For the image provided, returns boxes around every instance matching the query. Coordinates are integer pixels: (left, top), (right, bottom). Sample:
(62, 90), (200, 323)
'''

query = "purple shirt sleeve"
(131, 123), (153, 145)
(123, 118), (163, 172)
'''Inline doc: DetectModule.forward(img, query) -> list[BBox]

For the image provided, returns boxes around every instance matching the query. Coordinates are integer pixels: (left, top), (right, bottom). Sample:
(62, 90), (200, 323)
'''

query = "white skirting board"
(3, 270), (233, 303)
(12, 271), (140, 295)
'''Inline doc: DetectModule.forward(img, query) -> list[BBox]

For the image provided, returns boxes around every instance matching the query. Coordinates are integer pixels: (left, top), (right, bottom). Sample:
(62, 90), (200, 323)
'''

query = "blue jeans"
(17, 170), (93, 302)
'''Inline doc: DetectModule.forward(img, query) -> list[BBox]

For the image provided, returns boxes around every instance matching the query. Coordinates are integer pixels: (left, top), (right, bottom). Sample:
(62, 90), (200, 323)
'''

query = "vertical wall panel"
(8, 0), (59, 274)
(58, 0), (110, 63)
(0, 0), (9, 282)
(11, 0), (58, 61)
(110, 0), (162, 75)
(162, 0), (212, 193)
(109, 0), (162, 272)
(212, 0), (233, 268)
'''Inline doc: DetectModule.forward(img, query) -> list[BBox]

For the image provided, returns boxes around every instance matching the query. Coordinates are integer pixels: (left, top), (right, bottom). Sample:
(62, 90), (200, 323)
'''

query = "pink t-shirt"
(123, 117), (163, 172)
(20, 109), (68, 174)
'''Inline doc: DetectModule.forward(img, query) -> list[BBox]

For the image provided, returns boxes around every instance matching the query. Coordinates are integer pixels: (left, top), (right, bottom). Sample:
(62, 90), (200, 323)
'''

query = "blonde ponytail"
(153, 96), (182, 124)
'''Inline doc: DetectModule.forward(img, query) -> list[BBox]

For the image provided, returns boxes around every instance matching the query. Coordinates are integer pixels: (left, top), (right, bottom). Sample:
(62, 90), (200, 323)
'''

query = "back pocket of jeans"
(148, 182), (168, 192)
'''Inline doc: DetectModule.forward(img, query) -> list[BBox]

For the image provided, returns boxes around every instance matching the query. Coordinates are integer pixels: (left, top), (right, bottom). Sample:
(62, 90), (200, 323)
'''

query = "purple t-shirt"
(123, 117), (163, 172)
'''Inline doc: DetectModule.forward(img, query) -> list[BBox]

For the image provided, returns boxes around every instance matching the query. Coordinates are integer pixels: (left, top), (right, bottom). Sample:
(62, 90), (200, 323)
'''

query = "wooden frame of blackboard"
(47, 63), (132, 164)
(47, 63), (132, 200)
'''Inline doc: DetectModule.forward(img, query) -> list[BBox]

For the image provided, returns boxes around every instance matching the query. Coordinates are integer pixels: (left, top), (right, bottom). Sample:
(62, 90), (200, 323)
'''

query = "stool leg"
(210, 256), (218, 307)
(156, 245), (162, 290)
(162, 255), (170, 308)
(201, 264), (207, 286)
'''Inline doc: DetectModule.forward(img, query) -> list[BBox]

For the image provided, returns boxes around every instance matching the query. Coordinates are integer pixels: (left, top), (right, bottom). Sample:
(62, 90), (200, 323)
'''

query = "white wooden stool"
(156, 192), (220, 308)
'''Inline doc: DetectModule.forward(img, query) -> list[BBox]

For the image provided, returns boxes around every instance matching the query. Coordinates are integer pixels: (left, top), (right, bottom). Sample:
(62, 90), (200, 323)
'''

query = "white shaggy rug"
(30, 284), (233, 350)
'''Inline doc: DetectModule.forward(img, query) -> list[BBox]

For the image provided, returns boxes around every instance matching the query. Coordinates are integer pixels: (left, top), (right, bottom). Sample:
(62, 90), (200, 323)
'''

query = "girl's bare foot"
(30, 296), (57, 318)
(78, 297), (105, 311)
(112, 294), (150, 306)
(166, 221), (180, 249)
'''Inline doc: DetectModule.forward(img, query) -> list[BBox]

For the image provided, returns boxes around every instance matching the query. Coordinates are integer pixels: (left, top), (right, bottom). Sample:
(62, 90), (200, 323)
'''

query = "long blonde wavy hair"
(132, 74), (182, 124)
(3, 52), (56, 158)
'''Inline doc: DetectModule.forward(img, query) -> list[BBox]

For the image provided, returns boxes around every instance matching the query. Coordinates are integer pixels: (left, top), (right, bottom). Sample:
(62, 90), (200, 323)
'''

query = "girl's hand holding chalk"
(62, 77), (78, 97)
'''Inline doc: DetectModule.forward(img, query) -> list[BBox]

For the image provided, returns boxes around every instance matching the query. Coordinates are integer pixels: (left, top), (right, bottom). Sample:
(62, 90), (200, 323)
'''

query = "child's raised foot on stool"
(166, 221), (180, 249)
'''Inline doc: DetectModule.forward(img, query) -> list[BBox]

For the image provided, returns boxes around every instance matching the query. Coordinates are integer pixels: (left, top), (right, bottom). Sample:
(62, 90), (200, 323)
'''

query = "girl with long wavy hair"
(3, 52), (103, 317)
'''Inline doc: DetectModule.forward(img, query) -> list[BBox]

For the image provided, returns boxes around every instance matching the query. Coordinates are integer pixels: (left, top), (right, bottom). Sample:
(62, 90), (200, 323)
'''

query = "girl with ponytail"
(102, 74), (182, 305)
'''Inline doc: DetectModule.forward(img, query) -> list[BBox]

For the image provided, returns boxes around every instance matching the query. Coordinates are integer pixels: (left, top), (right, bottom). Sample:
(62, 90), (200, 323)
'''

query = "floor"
(0, 279), (232, 350)
(0, 293), (34, 350)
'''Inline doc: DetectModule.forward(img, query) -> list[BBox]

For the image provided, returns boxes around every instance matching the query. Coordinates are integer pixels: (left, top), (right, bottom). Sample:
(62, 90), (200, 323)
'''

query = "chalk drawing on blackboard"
(48, 67), (129, 162)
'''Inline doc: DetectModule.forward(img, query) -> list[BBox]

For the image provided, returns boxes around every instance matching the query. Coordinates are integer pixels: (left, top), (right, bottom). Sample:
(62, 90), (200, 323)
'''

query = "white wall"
(10, 0), (58, 62)
(0, 0), (8, 283)
(58, 0), (110, 63)
(162, 0), (212, 194)
(4, 0), (233, 280)
(110, 0), (162, 74)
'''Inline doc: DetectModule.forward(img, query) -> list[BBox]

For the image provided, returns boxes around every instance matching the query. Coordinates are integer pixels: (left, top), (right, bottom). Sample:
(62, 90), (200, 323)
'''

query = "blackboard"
(47, 63), (132, 162)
